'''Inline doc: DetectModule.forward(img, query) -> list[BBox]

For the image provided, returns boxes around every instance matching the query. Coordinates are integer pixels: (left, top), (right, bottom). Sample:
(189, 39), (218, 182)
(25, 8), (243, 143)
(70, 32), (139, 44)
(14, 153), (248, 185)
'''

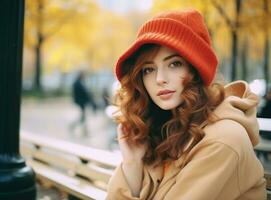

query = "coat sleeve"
(164, 141), (240, 200)
(106, 163), (153, 200)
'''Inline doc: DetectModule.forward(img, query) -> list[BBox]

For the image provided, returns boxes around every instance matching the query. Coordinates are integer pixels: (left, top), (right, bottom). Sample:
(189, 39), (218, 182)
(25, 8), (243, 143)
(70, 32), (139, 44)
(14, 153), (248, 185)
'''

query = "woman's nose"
(156, 69), (168, 85)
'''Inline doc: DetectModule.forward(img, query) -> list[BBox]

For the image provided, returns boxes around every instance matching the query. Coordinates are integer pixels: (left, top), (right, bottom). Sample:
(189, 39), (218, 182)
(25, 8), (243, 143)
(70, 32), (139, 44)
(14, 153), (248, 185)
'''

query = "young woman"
(106, 9), (266, 200)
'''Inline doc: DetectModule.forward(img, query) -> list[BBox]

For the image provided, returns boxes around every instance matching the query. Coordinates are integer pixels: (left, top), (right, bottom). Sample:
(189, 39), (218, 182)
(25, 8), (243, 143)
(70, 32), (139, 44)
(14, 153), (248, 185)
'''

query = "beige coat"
(106, 81), (266, 200)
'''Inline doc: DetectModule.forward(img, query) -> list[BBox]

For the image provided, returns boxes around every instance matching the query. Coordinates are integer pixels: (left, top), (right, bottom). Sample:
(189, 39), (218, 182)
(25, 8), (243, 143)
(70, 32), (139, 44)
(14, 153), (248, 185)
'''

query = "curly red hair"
(114, 44), (225, 166)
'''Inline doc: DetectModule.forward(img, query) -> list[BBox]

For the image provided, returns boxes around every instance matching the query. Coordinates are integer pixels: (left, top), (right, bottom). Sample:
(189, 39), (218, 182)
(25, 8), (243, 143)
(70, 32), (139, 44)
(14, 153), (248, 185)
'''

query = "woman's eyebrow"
(142, 61), (154, 65)
(163, 54), (181, 61)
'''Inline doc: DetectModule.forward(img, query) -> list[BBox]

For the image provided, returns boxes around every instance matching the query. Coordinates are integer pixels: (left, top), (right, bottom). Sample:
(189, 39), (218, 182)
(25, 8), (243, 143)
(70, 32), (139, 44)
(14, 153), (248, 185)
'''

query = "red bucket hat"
(115, 9), (218, 86)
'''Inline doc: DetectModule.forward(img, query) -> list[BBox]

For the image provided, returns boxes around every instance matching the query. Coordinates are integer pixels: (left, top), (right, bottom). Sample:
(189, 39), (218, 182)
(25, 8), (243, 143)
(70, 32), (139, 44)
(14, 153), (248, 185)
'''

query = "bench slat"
(265, 173), (271, 191)
(21, 142), (113, 185)
(20, 131), (120, 199)
(28, 160), (107, 200)
(21, 130), (121, 168)
(255, 138), (271, 152)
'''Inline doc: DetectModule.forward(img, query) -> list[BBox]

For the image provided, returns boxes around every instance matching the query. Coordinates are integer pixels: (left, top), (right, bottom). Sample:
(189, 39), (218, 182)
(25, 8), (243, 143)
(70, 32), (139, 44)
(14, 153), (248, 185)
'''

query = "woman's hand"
(117, 124), (147, 164)
(117, 124), (146, 197)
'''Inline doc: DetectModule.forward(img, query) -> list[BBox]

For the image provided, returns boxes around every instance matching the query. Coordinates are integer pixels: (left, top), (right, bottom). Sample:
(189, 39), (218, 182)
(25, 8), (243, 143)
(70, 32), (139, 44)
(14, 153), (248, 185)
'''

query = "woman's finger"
(117, 124), (129, 141)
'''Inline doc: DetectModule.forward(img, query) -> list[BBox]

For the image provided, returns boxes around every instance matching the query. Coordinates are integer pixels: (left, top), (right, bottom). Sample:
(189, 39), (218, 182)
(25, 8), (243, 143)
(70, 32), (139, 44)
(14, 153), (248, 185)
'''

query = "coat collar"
(145, 157), (185, 188)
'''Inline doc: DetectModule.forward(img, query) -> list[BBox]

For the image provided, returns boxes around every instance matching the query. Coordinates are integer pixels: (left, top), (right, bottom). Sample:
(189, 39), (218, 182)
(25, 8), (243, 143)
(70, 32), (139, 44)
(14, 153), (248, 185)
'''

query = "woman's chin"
(156, 103), (177, 110)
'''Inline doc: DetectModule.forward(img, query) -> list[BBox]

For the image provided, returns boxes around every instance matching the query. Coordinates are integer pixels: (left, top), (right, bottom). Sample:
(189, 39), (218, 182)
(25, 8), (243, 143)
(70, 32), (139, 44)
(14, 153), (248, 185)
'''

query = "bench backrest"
(265, 172), (271, 200)
(20, 130), (121, 191)
(21, 118), (271, 198)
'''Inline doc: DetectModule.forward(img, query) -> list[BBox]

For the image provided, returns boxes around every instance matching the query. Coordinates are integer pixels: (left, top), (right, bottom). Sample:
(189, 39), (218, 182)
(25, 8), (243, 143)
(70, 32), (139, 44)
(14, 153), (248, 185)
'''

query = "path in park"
(20, 97), (118, 151)
(21, 97), (120, 199)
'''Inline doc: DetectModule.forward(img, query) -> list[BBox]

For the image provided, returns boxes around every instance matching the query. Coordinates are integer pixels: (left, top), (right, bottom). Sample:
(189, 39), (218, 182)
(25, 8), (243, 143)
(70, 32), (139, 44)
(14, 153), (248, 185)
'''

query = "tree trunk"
(231, 31), (238, 80)
(263, 0), (270, 91)
(241, 38), (248, 80)
(34, 33), (43, 92)
(263, 37), (270, 89)
(231, 0), (242, 81)
(33, 0), (43, 92)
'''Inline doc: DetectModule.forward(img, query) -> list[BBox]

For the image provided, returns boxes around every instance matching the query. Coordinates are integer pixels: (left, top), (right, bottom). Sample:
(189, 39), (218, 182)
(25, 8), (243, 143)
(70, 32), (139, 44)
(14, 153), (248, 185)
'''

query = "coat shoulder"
(203, 119), (253, 155)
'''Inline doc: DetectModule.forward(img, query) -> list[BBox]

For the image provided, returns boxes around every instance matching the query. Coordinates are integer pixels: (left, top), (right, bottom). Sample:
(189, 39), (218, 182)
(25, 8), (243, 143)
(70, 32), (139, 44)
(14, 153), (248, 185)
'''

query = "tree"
(263, 0), (270, 89)
(211, 0), (242, 81)
(24, 0), (86, 92)
(24, 0), (136, 93)
(151, 0), (270, 82)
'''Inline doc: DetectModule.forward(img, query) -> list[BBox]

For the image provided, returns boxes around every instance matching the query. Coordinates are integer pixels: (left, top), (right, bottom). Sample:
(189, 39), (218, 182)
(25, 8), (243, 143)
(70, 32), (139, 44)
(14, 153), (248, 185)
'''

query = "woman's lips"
(157, 90), (175, 100)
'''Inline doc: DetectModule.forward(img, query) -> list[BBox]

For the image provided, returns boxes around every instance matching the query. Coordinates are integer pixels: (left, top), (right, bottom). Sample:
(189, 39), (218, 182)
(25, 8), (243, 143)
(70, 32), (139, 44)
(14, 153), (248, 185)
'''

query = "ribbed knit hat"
(115, 9), (218, 86)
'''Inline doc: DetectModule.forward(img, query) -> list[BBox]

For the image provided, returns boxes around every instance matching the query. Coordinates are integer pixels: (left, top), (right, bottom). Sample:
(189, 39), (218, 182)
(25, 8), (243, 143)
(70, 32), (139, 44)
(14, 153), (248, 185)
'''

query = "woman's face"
(141, 46), (193, 110)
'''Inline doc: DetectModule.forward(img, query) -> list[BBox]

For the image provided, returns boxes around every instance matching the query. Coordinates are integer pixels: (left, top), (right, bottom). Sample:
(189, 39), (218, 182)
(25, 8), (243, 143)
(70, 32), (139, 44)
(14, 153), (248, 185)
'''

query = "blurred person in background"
(70, 71), (97, 136)
(259, 88), (271, 118)
(106, 9), (265, 200)
(102, 87), (110, 109)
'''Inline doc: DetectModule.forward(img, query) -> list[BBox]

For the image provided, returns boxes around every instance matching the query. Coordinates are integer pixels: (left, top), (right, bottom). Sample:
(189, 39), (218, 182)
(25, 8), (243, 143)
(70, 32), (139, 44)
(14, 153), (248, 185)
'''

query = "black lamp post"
(0, 0), (36, 199)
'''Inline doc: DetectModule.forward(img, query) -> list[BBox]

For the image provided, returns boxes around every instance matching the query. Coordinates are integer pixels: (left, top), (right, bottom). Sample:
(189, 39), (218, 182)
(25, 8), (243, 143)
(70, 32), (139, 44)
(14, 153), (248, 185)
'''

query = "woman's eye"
(142, 67), (154, 75)
(169, 61), (183, 68)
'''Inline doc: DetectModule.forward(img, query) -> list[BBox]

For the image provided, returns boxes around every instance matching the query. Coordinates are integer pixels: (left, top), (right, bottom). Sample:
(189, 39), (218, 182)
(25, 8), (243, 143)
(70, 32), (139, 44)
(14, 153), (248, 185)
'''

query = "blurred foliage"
(151, 0), (271, 83)
(152, 0), (270, 60)
(23, 0), (270, 88)
(24, 0), (136, 78)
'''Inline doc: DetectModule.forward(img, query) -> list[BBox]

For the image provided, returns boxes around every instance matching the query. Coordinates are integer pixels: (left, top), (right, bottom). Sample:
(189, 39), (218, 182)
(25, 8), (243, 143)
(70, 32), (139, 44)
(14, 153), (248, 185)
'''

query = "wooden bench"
(254, 118), (271, 162)
(20, 130), (121, 200)
(258, 118), (271, 140)
(265, 172), (271, 200)
(21, 117), (271, 199)
(255, 118), (271, 199)
(255, 138), (271, 162)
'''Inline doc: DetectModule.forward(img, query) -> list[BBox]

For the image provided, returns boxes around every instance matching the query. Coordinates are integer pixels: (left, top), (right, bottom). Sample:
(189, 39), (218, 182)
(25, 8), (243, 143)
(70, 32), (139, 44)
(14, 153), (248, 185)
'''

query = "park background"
(21, 0), (270, 150)
(18, 0), (271, 199)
